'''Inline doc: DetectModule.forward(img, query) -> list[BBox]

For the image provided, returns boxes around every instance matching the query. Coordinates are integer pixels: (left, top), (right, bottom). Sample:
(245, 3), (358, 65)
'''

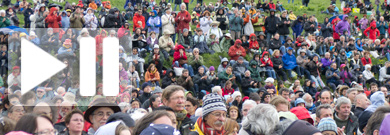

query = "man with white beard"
(303, 93), (316, 113)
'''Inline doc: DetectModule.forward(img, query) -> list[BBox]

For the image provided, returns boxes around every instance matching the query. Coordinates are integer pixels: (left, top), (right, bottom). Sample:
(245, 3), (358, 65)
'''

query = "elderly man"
(84, 98), (121, 135)
(239, 104), (279, 135)
(190, 93), (227, 134)
(175, 3), (190, 34)
(379, 61), (390, 82)
(36, 87), (47, 103)
(352, 93), (370, 117)
(33, 102), (56, 123)
(162, 85), (193, 134)
(241, 99), (257, 119)
(54, 101), (76, 132)
(302, 93), (316, 112)
(315, 90), (333, 107)
(346, 88), (358, 104)
(334, 97), (358, 135)
(0, 10), (10, 28)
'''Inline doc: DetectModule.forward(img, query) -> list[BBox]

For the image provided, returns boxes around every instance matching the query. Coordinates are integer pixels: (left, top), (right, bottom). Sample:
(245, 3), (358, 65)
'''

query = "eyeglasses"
(34, 129), (58, 135)
(13, 109), (25, 113)
(11, 101), (20, 104)
(210, 112), (227, 118)
(93, 112), (113, 118)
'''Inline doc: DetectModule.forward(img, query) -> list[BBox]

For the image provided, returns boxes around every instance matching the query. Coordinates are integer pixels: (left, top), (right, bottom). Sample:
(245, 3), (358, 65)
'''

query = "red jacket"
(361, 57), (372, 66)
(249, 33), (259, 50)
(118, 26), (130, 38)
(133, 13), (145, 31)
(260, 51), (273, 68)
(45, 7), (61, 33)
(222, 87), (235, 96)
(95, 29), (107, 56)
(364, 22), (380, 41)
(175, 10), (191, 33)
(229, 39), (246, 61)
(269, 3), (276, 9)
(173, 45), (188, 65)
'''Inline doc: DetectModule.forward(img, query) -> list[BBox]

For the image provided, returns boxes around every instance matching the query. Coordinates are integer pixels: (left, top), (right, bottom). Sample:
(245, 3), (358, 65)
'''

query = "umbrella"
(0, 28), (12, 34)
(48, 3), (63, 10)
(5, 26), (19, 30)
(12, 28), (28, 35)
(329, 15), (345, 23)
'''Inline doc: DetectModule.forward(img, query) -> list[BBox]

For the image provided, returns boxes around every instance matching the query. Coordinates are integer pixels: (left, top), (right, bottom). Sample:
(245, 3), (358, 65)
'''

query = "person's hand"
(250, 81), (254, 85)
(227, 96), (233, 103)
(171, 77), (176, 82)
(2, 52), (5, 56)
(333, 72), (337, 76)
(195, 54), (199, 59)
(80, 14), (83, 18)
(261, 64), (265, 66)
(157, 55), (160, 59)
(337, 126), (345, 135)
(287, 21), (290, 24)
(279, 65), (283, 68)
(2, 18), (5, 22)
(62, 73), (66, 77)
(138, 36), (142, 40)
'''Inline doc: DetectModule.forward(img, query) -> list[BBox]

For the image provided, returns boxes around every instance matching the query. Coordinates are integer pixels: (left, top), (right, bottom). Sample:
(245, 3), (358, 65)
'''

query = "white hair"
(0, 10), (5, 15)
(118, 102), (131, 111)
(335, 97), (351, 110)
(211, 86), (222, 94)
(302, 93), (311, 101)
(56, 87), (65, 93)
(193, 48), (199, 53)
(242, 100), (257, 111)
(180, 3), (186, 7)
(195, 108), (203, 117)
(242, 104), (279, 135)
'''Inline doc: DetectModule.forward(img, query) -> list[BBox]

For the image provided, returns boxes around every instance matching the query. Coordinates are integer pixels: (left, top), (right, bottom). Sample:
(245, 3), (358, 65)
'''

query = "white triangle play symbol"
(21, 38), (66, 95)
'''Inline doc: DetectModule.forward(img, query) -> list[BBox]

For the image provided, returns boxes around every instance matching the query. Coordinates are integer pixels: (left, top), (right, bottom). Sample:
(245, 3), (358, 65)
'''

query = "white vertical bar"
(103, 37), (119, 96)
(80, 37), (96, 96)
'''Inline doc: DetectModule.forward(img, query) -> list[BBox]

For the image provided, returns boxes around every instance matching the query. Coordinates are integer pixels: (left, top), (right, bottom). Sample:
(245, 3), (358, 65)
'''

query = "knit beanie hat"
(209, 66), (215, 71)
(317, 118), (338, 135)
(202, 93), (227, 117)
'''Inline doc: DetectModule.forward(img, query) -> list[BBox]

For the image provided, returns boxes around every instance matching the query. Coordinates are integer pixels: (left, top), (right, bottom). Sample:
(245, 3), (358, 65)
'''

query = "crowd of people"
(0, 0), (390, 134)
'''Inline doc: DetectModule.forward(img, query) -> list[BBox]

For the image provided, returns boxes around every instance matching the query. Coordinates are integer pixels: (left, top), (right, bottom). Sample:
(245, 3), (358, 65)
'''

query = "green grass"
(5, 0), (387, 89)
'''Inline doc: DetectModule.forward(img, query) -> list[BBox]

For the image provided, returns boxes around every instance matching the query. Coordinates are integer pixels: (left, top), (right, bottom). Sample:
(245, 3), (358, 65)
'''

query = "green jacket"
(0, 16), (10, 28)
(248, 61), (262, 82)
(220, 37), (232, 53)
(178, 34), (194, 49)
(147, 51), (165, 64)
(70, 13), (85, 30)
(218, 71), (234, 82)
(229, 16), (244, 31)
(188, 55), (204, 68)
(253, 17), (264, 32)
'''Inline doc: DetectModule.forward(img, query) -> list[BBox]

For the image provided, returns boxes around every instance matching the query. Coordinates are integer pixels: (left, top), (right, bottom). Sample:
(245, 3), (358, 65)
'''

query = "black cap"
(107, 112), (135, 127)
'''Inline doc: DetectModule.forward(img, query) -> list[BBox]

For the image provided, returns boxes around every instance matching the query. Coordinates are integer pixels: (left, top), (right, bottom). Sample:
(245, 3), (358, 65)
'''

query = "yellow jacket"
(191, 122), (204, 135)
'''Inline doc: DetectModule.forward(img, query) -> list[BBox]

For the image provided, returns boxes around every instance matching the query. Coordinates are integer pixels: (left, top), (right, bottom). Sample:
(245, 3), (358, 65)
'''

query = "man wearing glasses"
(190, 93), (227, 135)
(162, 85), (193, 135)
(83, 98), (120, 135)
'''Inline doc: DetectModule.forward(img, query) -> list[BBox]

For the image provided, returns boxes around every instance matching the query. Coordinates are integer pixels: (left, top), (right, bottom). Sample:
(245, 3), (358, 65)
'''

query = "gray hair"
(242, 100), (257, 111)
(335, 97), (351, 110)
(180, 3), (186, 8)
(315, 104), (334, 118)
(302, 93), (311, 101)
(211, 86), (222, 94)
(354, 93), (367, 104)
(242, 104), (279, 135)
(0, 10), (5, 15)
(346, 88), (357, 96)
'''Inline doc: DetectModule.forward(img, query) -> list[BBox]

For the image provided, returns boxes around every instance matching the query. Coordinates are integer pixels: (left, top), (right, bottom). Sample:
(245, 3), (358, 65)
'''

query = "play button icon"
(21, 38), (67, 95)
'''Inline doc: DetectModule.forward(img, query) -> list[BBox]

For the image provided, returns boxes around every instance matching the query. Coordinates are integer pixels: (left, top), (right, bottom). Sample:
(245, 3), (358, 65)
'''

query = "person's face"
(131, 101), (140, 108)
(144, 86), (151, 93)
(322, 131), (337, 135)
(36, 117), (56, 135)
(337, 104), (351, 117)
(8, 105), (24, 121)
(60, 105), (72, 116)
(166, 10), (171, 14)
(152, 97), (161, 107)
(182, 71), (189, 77)
(123, 95), (130, 103)
(153, 48), (159, 54)
(245, 71), (250, 77)
(264, 95), (271, 103)
(381, 87), (388, 96)
(275, 103), (288, 112)
(274, 34), (279, 40)
(153, 115), (174, 126)
(229, 109), (238, 119)
(90, 107), (114, 129)
(226, 68), (232, 74)
(371, 85), (378, 92)
(331, 64), (336, 69)
(347, 91), (357, 102)
(320, 92), (331, 104)
(242, 104), (254, 116)
(106, 96), (116, 103)
(151, 12), (155, 16)
(198, 67), (204, 74)
(205, 110), (226, 131)
(67, 113), (84, 132)
(180, 5), (186, 10)
(281, 91), (289, 99)
(319, 108), (334, 120)
(357, 95), (370, 109)
(36, 89), (46, 98)
(183, 31), (188, 36)
(165, 90), (186, 111)
(288, 50), (293, 55)
(185, 101), (195, 114)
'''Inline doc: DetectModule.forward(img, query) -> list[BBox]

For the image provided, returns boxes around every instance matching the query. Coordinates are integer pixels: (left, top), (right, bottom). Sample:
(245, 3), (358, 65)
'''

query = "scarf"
(196, 117), (225, 135)
(149, 68), (157, 79)
(176, 109), (187, 129)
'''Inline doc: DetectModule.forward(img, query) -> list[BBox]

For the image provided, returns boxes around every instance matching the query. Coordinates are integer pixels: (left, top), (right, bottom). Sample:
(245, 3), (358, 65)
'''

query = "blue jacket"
(282, 53), (297, 70)
(355, 39), (364, 51)
(292, 20), (303, 36)
(147, 10), (162, 33)
(61, 11), (70, 31)
(58, 47), (74, 55)
(376, 21), (388, 35)
(31, 37), (40, 45)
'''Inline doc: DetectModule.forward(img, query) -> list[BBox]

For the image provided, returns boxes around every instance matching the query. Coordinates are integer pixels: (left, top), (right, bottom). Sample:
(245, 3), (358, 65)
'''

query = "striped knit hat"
(318, 118), (338, 135)
(202, 93), (227, 117)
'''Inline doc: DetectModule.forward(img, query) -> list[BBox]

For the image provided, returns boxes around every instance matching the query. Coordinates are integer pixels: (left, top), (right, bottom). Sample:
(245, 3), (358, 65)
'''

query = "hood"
(166, 69), (176, 77)
(49, 7), (57, 14)
(152, 10), (157, 17)
(353, 64), (360, 70)
(61, 10), (67, 16)
(108, 8), (115, 14)
(100, 29), (108, 37)
(221, 57), (229, 63)
(261, 51), (269, 58)
(342, 15), (348, 21)
(95, 121), (123, 134)
(290, 107), (314, 125)
(234, 39), (242, 47)
(175, 44), (185, 51)
(119, 46), (125, 53)
(370, 21), (376, 28)
(366, 91), (385, 112)
(86, 8), (93, 14)
(216, 8), (225, 15)
(250, 60), (258, 66)
(185, 91), (194, 97)
(249, 33), (256, 40)
(365, 65), (371, 70)
(329, 46), (335, 51)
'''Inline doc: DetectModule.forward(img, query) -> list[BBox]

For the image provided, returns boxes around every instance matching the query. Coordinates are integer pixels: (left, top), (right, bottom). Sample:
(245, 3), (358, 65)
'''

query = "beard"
(305, 101), (313, 107)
